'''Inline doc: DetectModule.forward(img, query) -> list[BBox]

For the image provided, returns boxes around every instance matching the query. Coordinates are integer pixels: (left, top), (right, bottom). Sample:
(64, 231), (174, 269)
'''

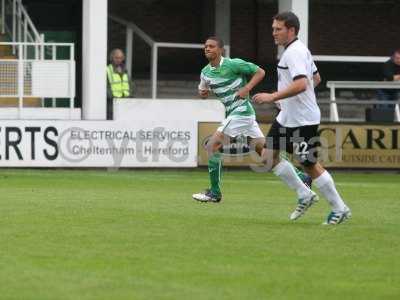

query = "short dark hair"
(206, 36), (224, 48)
(273, 11), (300, 35)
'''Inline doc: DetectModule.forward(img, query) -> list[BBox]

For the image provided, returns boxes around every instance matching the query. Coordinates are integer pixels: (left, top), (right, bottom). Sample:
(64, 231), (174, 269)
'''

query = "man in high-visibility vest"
(107, 48), (133, 120)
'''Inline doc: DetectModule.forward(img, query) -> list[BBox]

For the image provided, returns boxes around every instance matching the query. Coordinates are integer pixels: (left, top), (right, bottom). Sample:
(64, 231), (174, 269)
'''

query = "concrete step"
(0, 86), (33, 94)
(135, 79), (198, 88)
(0, 64), (17, 72)
(0, 55), (17, 59)
(0, 44), (13, 56)
(0, 97), (42, 107)
(319, 101), (374, 121)
(0, 33), (10, 42)
(0, 78), (31, 84)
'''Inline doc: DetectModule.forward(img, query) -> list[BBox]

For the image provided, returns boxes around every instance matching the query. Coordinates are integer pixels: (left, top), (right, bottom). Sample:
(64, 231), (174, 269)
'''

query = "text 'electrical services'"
(70, 130), (191, 141)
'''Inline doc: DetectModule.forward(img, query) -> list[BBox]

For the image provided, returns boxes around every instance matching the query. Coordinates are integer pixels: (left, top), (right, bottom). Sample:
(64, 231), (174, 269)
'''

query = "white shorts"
(217, 115), (264, 138)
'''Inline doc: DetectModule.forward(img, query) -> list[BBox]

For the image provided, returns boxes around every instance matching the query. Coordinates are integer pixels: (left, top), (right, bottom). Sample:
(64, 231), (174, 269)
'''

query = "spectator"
(106, 48), (133, 120)
(376, 49), (400, 108)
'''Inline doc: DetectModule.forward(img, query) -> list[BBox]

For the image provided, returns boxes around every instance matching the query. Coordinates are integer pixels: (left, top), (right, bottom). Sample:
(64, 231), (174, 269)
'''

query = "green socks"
(206, 152), (306, 197)
(208, 153), (222, 195)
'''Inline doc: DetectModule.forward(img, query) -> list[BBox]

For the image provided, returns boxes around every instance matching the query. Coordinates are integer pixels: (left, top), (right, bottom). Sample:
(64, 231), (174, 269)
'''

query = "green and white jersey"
(199, 57), (259, 117)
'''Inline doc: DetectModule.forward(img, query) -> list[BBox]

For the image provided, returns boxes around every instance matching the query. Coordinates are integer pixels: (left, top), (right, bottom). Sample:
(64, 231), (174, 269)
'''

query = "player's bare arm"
(252, 77), (307, 104)
(236, 67), (265, 98)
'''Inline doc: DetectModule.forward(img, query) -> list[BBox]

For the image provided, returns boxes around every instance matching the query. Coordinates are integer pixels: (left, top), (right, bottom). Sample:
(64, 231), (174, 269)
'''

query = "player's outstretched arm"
(253, 77), (307, 104)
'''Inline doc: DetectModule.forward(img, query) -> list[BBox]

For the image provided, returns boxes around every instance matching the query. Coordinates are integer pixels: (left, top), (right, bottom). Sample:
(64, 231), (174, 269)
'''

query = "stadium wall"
(0, 100), (224, 168)
(0, 120), (198, 167)
(108, 0), (400, 77)
(1, 119), (399, 169)
(198, 123), (400, 169)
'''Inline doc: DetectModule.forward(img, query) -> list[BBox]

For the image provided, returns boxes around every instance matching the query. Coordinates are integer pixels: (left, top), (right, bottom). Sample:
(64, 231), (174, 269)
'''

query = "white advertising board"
(114, 99), (225, 122)
(0, 120), (197, 167)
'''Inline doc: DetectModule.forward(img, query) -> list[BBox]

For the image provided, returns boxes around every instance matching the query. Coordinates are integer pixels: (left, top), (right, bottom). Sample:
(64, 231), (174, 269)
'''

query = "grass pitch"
(0, 169), (399, 300)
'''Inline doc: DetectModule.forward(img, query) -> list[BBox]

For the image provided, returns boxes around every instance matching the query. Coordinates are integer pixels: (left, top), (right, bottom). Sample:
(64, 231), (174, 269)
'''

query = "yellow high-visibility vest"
(107, 64), (130, 98)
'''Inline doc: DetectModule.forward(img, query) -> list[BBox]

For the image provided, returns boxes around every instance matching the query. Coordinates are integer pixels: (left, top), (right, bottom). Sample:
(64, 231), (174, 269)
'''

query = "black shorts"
(266, 120), (320, 166)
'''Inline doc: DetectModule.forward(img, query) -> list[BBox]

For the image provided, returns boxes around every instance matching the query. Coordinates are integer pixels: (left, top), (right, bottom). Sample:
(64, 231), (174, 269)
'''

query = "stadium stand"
(0, 0), (77, 119)
(0, 33), (41, 107)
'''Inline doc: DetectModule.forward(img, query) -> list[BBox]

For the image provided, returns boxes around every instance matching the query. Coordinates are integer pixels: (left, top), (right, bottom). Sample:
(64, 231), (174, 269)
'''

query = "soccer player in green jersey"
(192, 36), (311, 203)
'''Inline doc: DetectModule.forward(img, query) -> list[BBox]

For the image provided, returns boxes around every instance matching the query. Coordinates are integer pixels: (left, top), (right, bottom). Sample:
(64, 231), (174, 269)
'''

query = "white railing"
(0, 42), (75, 118)
(109, 15), (230, 99)
(314, 55), (390, 63)
(326, 81), (400, 122)
(109, 15), (154, 78)
(1, 0), (44, 45)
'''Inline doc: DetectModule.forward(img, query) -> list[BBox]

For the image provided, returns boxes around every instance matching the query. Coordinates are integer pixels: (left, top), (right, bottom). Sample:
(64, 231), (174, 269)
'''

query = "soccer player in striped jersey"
(192, 36), (312, 203)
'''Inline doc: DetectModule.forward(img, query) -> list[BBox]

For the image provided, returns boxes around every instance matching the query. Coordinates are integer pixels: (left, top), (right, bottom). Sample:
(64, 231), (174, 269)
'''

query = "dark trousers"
(107, 97), (113, 120)
(376, 89), (398, 109)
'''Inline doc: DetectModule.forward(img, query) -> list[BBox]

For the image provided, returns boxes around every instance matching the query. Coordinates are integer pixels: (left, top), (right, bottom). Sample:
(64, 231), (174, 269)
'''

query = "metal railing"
(109, 14), (230, 99)
(1, 0), (44, 44)
(314, 55), (390, 63)
(0, 42), (75, 118)
(326, 81), (400, 122)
